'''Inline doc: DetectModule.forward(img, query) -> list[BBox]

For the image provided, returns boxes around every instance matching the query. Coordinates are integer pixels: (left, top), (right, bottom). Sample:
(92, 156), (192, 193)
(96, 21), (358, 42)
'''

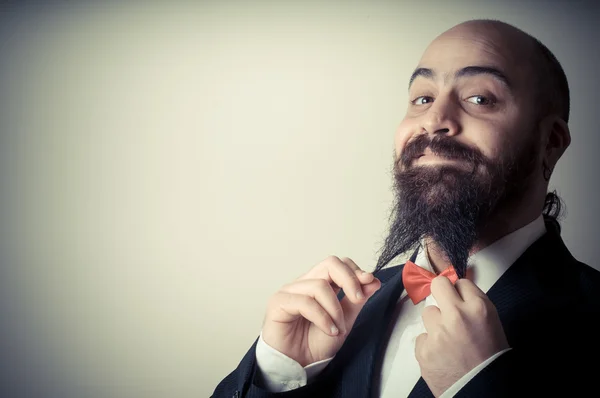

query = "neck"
(425, 190), (545, 274)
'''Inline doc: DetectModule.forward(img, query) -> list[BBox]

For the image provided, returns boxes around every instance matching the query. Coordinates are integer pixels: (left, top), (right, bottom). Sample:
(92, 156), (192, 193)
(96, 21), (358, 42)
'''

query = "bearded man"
(212, 19), (600, 397)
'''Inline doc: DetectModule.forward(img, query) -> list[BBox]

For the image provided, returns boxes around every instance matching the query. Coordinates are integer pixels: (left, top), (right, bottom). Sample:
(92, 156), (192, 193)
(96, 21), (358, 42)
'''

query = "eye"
(411, 96), (434, 105)
(465, 95), (494, 106)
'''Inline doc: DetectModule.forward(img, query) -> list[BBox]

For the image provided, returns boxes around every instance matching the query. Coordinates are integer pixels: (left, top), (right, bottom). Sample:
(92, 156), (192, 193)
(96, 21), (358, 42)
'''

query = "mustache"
(399, 134), (487, 169)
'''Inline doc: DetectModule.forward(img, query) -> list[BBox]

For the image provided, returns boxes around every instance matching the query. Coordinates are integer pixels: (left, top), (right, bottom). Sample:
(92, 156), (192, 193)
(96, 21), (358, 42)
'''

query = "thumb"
(340, 278), (381, 331)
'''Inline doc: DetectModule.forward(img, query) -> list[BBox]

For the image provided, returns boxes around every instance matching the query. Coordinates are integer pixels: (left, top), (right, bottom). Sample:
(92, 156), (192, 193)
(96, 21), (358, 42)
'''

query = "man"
(212, 19), (600, 397)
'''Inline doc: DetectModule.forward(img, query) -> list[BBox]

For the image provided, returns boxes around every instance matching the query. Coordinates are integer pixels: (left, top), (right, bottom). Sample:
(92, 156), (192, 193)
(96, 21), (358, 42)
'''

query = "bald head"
(436, 19), (570, 123)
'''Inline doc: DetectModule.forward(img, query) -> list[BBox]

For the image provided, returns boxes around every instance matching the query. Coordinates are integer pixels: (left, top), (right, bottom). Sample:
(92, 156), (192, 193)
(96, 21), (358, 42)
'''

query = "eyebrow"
(408, 66), (512, 90)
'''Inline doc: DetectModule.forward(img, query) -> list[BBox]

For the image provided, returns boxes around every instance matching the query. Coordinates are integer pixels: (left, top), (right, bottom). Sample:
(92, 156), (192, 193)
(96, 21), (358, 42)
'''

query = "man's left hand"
(415, 276), (510, 397)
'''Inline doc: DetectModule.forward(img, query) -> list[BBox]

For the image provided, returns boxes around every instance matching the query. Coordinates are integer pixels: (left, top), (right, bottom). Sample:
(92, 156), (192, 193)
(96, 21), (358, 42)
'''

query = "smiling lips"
(417, 148), (460, 163)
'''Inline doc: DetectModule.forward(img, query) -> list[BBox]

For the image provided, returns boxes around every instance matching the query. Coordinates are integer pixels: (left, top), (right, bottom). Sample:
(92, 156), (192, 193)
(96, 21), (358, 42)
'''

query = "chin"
(422, 182), (464, 206)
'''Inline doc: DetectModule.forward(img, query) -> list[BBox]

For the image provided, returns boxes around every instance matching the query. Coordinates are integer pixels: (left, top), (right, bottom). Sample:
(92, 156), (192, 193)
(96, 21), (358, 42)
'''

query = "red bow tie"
(402, 260), (459, 304)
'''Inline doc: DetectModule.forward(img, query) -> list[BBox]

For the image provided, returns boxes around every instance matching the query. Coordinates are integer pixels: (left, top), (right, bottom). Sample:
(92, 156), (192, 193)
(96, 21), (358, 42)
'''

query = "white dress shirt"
(255, 215), (546, 396)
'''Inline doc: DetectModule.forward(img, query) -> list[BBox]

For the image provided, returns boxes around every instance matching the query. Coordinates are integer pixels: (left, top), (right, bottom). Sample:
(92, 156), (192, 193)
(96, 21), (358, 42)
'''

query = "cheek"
(464, 120), (509, 160)
(394, 118), (417, 158)
(473, 138), (499, 160)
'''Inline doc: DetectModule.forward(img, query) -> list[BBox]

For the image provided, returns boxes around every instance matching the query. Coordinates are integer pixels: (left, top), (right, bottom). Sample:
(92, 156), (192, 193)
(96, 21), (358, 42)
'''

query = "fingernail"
(331, 325), (339, 335)
(356, 290), (365, 300)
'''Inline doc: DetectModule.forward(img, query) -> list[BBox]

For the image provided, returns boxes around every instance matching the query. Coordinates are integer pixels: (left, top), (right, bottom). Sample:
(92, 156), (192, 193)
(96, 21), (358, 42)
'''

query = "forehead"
(415, 26), (531, 87)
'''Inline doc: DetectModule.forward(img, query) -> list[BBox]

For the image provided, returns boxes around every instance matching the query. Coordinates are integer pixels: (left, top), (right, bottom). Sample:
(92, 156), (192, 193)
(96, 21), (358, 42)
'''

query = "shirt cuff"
(440, 348), (512, 398)
(254, 331), (334, 392)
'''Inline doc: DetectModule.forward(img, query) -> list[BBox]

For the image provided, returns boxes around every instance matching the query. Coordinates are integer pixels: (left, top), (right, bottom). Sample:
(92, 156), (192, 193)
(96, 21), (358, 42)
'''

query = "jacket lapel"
(340, 265), (405, 397)
(335, 251), (422, 397)
(321, 257), (408, 397)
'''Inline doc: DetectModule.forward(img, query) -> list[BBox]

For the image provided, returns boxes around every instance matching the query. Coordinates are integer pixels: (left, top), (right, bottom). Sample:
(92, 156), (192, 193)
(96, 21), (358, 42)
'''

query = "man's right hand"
(261, 256), (381, 367)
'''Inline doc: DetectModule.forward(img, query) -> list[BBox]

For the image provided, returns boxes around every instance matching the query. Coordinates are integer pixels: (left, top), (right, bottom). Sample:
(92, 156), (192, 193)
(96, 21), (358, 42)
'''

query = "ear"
(538, 115), (571, 170)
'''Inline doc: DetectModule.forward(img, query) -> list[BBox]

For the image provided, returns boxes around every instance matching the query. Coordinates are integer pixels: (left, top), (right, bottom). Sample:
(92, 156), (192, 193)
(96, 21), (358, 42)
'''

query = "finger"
(339, 277), (381, 330)
(360, 277), (381, 299)
(273, 292), (341, 336)
(454, 278), (486, 301)
(340, 257), (375, 285)
(414, 332), (428, 363)
(304, 256), (365, 304)
(338, 256), (361, 272)
(332, 257), (368, 302)
(281, 279), (346, 334)
(356, 269), (375, 285)
(302, 256), (350, 281)
(421, 304), (441, 332)
(430, 275), (462, 311)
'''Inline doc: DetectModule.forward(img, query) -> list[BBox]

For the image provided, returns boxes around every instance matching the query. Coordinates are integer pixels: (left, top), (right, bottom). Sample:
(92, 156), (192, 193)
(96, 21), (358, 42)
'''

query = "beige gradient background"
(0, 1), (598, 397)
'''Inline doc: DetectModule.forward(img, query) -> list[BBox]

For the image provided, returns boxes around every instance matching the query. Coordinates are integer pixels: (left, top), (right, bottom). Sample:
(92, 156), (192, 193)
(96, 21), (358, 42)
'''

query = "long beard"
(375, 133), (537, 277)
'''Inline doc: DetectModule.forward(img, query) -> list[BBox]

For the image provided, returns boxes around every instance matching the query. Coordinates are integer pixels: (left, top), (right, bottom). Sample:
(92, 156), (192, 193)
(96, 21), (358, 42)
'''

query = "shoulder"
(571, 260), (600, 305)
(530, 222), (600, 305)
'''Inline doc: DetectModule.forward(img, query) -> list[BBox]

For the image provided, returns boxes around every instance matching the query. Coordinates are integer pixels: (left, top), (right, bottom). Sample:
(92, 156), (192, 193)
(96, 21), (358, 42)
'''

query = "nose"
(421, 96), (460, 137)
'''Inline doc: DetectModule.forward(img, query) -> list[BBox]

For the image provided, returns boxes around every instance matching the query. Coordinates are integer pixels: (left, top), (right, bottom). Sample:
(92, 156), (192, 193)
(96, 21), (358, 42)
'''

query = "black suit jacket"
(212, 221), (600, 397)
